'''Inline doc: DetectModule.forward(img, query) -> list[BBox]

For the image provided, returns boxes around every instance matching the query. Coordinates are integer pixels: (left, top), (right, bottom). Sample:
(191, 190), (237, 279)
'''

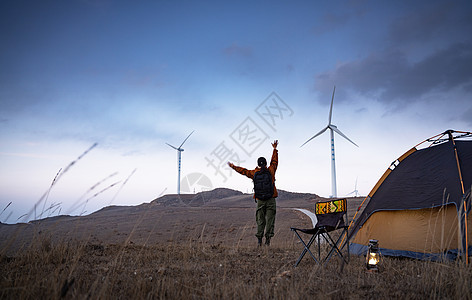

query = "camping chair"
(291, 198), (350, 267)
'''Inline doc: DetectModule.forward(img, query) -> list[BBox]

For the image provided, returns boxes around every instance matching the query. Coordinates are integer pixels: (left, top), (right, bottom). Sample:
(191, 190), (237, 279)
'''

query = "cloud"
(313, 0), (472, 117)
(388, 1), (454, 45)
(0, 152), (59, 159)
(311, 0), (369, 35)
(314, 42), (472, 104)
(387, 1), (472, 48)
(120, 69), (166, 88)
(223, 43), (252, 58)
(312, 12), (350, 35)
(460, 107), (472, 126)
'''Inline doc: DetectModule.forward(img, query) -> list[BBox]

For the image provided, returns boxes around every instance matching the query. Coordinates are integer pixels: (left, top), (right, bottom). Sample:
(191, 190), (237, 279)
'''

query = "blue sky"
(1, 0), (471, 223)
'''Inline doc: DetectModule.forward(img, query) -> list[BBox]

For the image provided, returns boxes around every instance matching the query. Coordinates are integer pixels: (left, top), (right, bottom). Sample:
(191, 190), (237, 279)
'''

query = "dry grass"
(1, 234), (471, 299)
(2, 145), (471, 299)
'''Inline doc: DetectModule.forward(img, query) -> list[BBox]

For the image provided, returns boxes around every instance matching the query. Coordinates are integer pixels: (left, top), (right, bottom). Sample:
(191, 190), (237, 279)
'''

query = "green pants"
(255, 197), (276, 239)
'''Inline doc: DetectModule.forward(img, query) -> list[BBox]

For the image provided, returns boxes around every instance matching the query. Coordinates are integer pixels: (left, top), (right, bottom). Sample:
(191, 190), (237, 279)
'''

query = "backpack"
(253, 168), (274, 200)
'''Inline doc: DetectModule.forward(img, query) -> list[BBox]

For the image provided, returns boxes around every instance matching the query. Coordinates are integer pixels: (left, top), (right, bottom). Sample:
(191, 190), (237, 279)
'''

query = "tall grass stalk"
(0, 202), (12, 219)
(79, 181), (122, 216)
(109, 168), (137, 205)
(0, 202), (13, 223)
(0, 144), (99, 258)
(39, 168), (62, 221)
(67, 172), (119, 214)
(18, 143), (98, 223)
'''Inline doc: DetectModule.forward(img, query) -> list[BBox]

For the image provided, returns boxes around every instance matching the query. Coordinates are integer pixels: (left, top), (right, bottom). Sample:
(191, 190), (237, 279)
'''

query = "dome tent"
(349, 130), (472, 262)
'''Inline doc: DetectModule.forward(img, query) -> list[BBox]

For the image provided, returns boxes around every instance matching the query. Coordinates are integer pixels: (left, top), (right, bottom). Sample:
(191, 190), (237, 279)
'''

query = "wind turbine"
(347, 177), (360, 197)
(166, 130), (194, 194)
(301, 86), (358, 198)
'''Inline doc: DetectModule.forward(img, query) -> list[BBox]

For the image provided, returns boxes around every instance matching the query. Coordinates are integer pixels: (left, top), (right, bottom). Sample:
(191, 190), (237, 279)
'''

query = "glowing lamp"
(366, 239), (380, 271)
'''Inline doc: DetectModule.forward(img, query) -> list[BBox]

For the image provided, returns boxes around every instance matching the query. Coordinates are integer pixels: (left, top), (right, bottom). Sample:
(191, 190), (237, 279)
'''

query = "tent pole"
(347, 147), (416, 238)
(450, 133), (468, 265)
(413, 132), (444, 149)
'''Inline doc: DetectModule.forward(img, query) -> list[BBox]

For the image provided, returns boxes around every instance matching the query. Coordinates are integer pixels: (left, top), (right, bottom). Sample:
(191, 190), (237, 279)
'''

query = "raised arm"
(228, 162), (255, 179)
(270, 140), (278, 172)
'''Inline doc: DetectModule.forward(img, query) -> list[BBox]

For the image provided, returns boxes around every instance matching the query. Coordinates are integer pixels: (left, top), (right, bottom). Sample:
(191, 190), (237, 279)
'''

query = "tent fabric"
(349, 137), (472, 260)
(351, 204), (472, 260)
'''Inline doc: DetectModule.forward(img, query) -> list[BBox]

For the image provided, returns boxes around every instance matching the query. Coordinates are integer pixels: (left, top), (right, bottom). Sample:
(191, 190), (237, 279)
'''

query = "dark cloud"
(314, 0), (472, 106)
(388, 1), (455, 45)
(315, 42), (472, 104)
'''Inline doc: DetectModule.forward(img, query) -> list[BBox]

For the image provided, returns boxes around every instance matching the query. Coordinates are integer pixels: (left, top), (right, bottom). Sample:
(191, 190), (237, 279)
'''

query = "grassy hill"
(5, 189), (465, 299)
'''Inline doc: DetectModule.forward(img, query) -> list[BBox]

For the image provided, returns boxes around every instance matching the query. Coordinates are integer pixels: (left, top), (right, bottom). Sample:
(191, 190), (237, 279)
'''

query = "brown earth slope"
(0, 188), (363, 254)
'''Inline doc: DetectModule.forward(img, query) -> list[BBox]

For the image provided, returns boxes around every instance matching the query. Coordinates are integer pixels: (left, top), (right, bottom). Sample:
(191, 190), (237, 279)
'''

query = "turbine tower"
(347, 177), (360, 197)
(166, 130), (194, 194)
(301, 86), (358, 198)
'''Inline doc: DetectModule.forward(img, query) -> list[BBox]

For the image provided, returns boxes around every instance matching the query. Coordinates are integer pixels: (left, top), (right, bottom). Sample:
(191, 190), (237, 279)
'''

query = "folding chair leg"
(291, 229), (320, 267)
(336, 230), (350, 263)
(324, 234), (343, 264)
(340, 233), (350, 263)
(321, 229), (349, 265)
(292, 198), (351, 267)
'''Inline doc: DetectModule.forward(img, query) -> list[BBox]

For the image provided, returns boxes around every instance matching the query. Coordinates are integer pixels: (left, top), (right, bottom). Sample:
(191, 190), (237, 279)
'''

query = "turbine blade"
(330, 126), (359, 147)
(328, 86), (335, 125)
(179, 130), (195, 148)
(166, 143), (178, 150)
(300, 126), (329, 147)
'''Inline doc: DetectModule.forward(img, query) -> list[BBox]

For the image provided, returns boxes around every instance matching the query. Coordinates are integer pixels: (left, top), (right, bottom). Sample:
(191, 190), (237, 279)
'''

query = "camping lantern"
(366, 239), (380, 271)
